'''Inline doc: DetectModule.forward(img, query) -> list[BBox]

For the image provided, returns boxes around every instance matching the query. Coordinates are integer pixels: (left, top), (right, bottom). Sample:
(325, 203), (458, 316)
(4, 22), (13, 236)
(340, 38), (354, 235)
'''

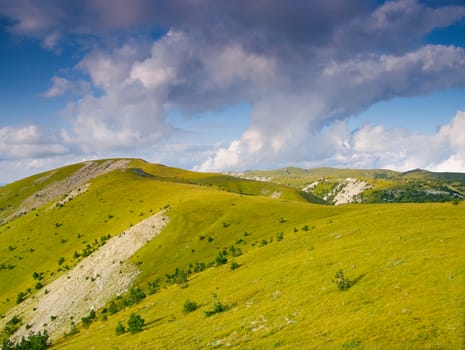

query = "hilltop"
(0, 159), (464, 349)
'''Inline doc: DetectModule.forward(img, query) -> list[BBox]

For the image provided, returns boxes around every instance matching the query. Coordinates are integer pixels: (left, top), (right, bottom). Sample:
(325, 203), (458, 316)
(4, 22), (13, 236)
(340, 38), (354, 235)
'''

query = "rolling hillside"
(0, 159), (464, 349)
(229, 167), (465, 205)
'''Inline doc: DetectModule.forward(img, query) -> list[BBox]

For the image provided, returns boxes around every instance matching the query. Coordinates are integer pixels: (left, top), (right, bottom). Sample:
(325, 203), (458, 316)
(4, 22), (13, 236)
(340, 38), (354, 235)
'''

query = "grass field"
(0, 160), (464, 349)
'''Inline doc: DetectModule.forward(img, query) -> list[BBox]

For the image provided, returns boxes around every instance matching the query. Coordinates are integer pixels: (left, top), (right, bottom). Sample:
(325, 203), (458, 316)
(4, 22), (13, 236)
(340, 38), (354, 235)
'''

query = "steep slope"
(3, 212), (168, 341)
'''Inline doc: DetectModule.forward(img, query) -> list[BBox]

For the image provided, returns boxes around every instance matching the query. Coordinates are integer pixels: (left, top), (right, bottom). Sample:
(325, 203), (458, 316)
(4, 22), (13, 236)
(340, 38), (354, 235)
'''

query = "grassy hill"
(0, 159), (464, 349)
(232, 167), (465, 205)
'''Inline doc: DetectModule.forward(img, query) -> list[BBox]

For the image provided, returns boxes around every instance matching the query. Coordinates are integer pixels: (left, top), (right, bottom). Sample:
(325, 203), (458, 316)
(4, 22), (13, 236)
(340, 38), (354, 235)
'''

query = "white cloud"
(198, 110), (465, 173)
(0, 125), (68, 160)
(42, 76), (90, 98)
(2, 0), (465, 184)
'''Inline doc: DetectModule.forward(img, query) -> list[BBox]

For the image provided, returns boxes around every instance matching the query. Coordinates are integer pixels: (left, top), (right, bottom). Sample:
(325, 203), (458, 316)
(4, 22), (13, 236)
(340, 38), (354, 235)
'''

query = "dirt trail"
(2, 211), (168, 342)
(6, 159), (130, 222)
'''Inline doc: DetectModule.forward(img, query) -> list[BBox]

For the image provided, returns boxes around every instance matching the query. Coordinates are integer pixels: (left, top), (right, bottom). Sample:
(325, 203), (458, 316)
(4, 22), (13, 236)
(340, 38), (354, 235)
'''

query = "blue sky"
(1, 0), (465, 184)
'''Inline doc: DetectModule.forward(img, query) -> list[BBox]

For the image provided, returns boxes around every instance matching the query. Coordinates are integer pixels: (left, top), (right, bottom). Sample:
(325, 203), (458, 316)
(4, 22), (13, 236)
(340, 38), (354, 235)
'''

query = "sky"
(1, 0), (465, 184)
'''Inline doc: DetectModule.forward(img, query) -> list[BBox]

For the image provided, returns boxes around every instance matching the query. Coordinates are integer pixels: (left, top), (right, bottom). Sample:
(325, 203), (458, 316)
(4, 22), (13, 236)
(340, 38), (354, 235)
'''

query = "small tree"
(333, 269), (351, 291)
(127, 313), (144, 334)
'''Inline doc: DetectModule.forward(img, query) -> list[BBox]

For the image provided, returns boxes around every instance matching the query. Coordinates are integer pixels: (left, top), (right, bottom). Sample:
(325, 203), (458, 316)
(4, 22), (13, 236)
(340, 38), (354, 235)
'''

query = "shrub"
(35, 282), (43, 290)
(147, 278), (161, 295)
(65, 322), (79, 337)
(204, 301), (226, 317)
(228, 246), (243, 257)
(16, 292), (26, 304)
(126, 287), (146, 305)
(108, 301), (119, 315)
(193, 262), (206, 273)
(166, 268), (188, 286)
(276, 232), (284, 241)
(302, 225), (309, 231)
(183, 300), (198, 313)
(127, 313), (144, 334)
(333, 269), (351, 291)
(3, 331), (50, 350)
(215, 251), (228, 266)
(230, 261), (240, 270)
(204, 293), (227, 317)
(58, 257), (65, 266)
(4, 315), (22, 335)
(81, 310), (96, 328)
(115, 321), (125, 335)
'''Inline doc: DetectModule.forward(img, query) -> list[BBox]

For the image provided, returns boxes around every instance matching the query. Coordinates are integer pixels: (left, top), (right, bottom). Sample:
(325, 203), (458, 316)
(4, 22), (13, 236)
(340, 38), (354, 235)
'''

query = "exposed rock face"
(327, 178), (370, 205)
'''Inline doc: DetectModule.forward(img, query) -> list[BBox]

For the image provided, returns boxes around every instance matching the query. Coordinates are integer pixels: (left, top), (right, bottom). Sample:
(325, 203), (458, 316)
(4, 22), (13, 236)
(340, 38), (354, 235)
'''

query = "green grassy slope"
(238, 167), (465, 204)
(0, 160), (322, 314)
(53, 201), (464, 349)
(0, 160), (464, 349)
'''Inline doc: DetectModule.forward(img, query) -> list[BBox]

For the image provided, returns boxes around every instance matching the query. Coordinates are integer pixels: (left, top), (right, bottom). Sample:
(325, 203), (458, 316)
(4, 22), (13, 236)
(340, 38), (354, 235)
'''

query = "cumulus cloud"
(0, 125), (69, 160)
(2, 0), (465, 177)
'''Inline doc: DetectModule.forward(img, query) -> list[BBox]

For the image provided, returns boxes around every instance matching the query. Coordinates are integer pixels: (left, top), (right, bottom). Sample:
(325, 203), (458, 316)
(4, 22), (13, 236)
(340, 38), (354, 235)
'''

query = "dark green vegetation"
(0, 159), (464, 349)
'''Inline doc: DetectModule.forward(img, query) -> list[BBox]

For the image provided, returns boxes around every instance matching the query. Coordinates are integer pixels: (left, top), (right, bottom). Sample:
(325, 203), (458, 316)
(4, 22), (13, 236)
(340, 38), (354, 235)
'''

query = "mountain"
(0, 159), (463, 349)
(229, 167), (465, 205)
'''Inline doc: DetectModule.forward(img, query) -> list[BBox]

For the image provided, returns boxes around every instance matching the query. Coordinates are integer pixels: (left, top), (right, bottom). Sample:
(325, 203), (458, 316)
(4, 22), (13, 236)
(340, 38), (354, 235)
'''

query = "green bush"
(115, 321), (125, 335)
(127, 313), (144, 334)
(230, 261), (240, 270)
(228, 246), (243, 257)
(81, 310), (96, 328)
(3, 315), (22, 335)
(333, 269), (351, 291)
(108, 300), (120, 315)
(204, 293), (227, 317)
(166, 268), (188, 286)
(147, 279), (161, 295)
(16, 292), (26, 304)
(183, 299), (198, 313)
(2, 331), (50, 350)
(126, 287), (146, 306)
(215, 251), (228, 265)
